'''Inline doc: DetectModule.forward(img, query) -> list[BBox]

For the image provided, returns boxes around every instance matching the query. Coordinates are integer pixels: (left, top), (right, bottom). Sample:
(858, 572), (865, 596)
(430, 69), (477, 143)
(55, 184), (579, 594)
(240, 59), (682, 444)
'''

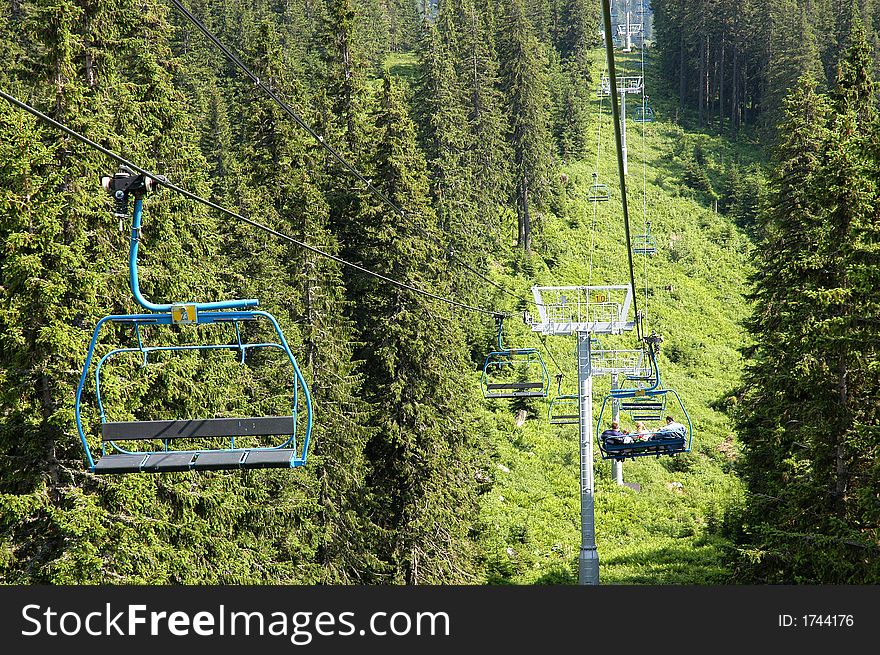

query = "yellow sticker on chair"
(171, 304), (197, 324)
(635, 388), (646, 397)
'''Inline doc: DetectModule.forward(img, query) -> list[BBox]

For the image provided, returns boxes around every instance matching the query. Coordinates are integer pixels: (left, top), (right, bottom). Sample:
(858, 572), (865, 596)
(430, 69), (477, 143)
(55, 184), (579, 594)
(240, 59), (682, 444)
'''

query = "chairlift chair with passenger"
(596, 334), (692, 461)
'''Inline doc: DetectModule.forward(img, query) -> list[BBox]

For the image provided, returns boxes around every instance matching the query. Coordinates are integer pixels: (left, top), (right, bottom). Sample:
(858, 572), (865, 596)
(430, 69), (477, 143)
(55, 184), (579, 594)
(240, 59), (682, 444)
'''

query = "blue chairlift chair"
(75, 168), (313, 474)
(588, 172), (611, 202)
(481, 317), (549, 399)
(632, 221), (657, 256)
(634, 105), (655, 123)
(548, 374), (579, 425)
(596, 335), (692, 461)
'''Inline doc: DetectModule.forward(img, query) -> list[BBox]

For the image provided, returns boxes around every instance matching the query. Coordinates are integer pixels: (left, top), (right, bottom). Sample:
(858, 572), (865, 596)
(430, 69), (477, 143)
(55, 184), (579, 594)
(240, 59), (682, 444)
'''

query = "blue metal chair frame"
(588, 172), (611, 202)
(547, 339), (600, 424)
(595, 346), (692, 461)
(618, 369), (668, 420)
(548, 374), (579, 425)
(481, 318), (549, 399)
(634, 105), (655, 123)
(619, 392), (667, 422)
(632, 221), (657, 256)
(75, 191), (313, 474)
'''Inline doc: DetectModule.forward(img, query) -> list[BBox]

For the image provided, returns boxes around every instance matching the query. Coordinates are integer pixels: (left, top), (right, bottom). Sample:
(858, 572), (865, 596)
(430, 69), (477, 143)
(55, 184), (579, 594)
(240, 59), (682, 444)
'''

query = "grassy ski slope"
(475, 50), (764, 584)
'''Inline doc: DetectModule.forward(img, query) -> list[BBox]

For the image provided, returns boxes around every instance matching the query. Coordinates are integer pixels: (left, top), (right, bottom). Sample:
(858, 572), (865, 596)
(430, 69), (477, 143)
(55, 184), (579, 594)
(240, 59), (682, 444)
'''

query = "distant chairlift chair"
(588, 172), (611, 202)
(481, 317), (549, 399)
(634, 105), (655, 123)
(75, 167), (313, 474)
(632, 221), (658, 256)
(548, 374), (579, 425)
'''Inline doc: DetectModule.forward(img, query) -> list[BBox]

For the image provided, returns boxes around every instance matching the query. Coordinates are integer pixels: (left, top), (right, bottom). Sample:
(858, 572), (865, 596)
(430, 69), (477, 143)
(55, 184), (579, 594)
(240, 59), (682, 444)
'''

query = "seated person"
(653, 415), (686, 440)
(632, 420), (653, 442)
(600, 420), (631, 445)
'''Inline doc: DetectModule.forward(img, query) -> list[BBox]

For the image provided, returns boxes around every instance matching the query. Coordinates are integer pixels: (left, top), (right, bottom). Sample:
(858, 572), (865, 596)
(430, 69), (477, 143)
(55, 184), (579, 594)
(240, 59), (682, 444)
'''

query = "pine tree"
(763, 0), (826, 137)
(224, 8), (377, 582)
(386, 0), (421, 52)
(353, 0), (391, 75)
(451, 0), (512, 242)
(317, 0), (373, 256)
(497, 0), (553, 252)
(558, 0), (598, 67)
(806, 14), (880, 578)
(734, 19), (880, 581)
(734, 77), (832, 581)
(354, 75), (484, 583)
(414, 15), (489, 320)
(549, 0), (596, 159)
(320, 0), (367, 160)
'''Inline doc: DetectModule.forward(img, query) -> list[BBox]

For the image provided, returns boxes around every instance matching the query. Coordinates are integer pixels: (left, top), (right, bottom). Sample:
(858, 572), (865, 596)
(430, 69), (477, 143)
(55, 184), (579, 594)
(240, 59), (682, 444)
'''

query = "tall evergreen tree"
(497, 0), (552, 252)
(414, 15), (487, 317)
(222, 7), (376, 582)
(451, 0), (511, 242)
(552, 0), (596, 159)
(763, 0), (825, 137)
(734, 19), (880, 581)
(354, 76), (484, 583)
(734, 76), (832, 580)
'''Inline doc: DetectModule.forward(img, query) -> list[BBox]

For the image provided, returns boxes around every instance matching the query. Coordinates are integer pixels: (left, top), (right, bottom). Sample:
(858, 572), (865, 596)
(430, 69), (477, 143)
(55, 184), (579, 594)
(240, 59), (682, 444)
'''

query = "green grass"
(383, 52), (420, 86)
(475, 49), (760, 585)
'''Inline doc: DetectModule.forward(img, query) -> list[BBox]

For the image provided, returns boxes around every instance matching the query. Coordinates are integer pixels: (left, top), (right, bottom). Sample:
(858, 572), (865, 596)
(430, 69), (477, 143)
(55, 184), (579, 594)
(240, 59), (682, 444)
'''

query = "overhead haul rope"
(601, 0), (642, 342)
(0, 89), (502, 318)
(639, 0), (650, 337)
(588, 55), (609, 288)
(166, 0), (534, 313)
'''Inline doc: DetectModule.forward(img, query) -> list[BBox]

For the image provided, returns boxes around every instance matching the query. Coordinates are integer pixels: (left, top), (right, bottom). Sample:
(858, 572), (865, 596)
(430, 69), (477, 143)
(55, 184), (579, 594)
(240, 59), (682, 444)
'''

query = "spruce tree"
(552, 0), (596, 159)
(451, 0), (512, 242)
(497, 0), (553, 252)
(317, 0), (373, 257)
(354, 76), (484, 583)
(763, 0), (826, 137)
(223, 8), (376, 582)
(735, 76), (832, 581)
(734, 19), (880, 581)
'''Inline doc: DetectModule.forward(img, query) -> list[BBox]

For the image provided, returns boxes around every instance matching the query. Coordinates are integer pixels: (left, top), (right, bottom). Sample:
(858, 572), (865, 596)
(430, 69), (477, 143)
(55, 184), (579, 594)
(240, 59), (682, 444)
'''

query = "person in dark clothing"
(601, 420), (631, 445)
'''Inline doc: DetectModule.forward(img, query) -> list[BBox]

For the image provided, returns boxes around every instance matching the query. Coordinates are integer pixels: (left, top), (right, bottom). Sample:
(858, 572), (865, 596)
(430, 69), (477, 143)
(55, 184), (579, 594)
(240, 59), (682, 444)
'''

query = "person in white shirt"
(657, 415), (686, 439)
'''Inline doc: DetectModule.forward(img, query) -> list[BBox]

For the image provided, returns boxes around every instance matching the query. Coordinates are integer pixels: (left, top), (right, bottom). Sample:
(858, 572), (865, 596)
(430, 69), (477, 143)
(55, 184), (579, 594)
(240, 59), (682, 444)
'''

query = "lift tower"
(529, 286), (637, 584)
(599, 75), (643, 175)
(616, 0), (643, 52)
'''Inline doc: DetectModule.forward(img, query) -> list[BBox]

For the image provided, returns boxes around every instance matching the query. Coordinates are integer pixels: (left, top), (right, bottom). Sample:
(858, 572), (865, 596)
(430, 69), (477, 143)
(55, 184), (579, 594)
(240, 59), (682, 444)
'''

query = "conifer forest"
(0, 0), (877, 585)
